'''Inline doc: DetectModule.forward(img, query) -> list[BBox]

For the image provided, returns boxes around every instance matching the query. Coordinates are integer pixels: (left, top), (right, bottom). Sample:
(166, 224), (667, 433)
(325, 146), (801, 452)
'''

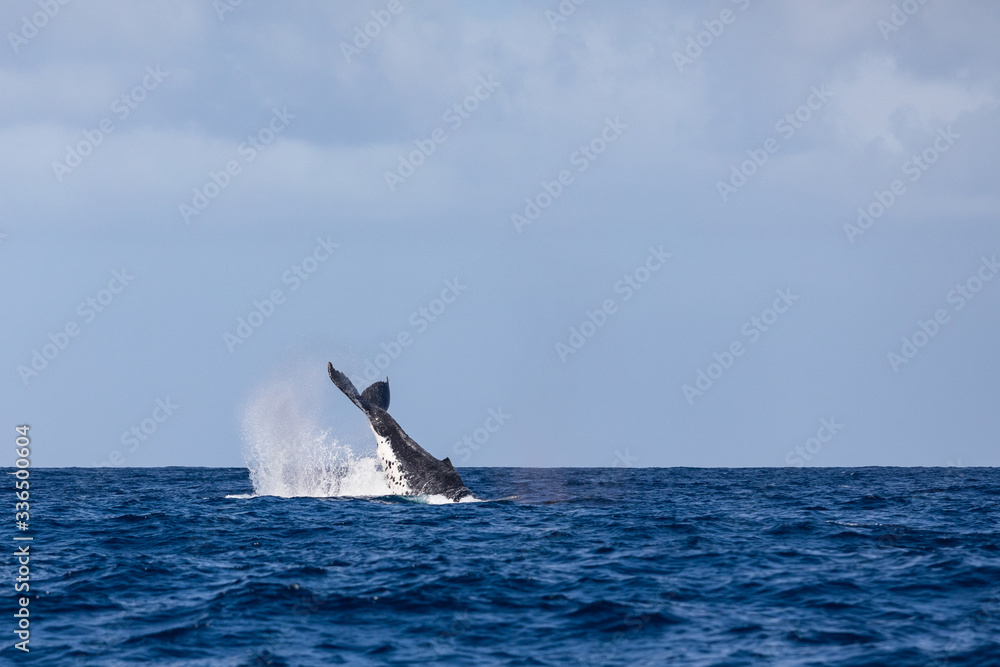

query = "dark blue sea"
(11, 467), (1000, 666)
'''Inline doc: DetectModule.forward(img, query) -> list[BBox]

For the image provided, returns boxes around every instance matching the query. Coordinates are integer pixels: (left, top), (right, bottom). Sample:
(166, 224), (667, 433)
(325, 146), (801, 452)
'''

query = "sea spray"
(240, 371), (390, 498)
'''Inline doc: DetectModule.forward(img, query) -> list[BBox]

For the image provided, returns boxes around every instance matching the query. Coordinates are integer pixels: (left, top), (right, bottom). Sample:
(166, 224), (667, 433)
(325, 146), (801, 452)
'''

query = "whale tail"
(361, 379), (390, 411)
(327, 363), (390, 412)
(327, 363), (365, 411)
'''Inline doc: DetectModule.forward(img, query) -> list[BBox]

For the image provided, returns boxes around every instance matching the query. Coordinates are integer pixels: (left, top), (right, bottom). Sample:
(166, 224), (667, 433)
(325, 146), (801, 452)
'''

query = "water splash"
(240, 369), (391, 498)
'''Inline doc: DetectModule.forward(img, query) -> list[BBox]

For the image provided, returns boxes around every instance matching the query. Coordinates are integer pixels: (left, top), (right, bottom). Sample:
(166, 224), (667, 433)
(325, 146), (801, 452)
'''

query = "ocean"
(12, 466), (1000, 666)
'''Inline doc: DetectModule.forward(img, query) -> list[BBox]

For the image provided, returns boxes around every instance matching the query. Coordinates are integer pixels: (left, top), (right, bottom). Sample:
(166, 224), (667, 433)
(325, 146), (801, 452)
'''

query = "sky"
(2, 0), (999, 468)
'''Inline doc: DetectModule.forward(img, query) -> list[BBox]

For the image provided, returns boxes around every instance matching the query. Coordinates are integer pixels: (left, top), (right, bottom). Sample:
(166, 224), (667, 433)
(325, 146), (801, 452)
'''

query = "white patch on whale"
(374, 429), (412, 495)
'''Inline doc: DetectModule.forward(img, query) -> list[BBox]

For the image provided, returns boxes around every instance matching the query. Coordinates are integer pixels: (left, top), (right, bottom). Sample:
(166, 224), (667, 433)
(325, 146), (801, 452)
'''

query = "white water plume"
(240, 367), (391, 498)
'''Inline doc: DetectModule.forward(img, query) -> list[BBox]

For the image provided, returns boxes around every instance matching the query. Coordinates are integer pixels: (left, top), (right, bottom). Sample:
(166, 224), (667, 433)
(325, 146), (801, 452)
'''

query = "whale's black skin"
(328, 363), (472, 501)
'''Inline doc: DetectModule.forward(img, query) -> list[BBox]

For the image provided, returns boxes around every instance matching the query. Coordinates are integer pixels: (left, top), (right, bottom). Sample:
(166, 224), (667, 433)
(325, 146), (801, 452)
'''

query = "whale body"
(328, 363), (473, 501)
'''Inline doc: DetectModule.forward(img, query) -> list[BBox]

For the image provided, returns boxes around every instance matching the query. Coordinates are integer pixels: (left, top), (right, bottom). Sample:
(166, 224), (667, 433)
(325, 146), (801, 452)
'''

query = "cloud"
(833, 55), (996, 151)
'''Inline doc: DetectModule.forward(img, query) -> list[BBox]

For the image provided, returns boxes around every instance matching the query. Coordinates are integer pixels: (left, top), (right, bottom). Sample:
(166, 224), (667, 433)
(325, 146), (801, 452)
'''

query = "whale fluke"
(361, 379), (390, 411)
(328, 364), (364, 410)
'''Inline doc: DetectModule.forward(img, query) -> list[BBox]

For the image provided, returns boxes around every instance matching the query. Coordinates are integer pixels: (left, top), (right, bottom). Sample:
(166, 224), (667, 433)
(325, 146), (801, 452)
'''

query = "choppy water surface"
(19, 466), (1000, 665)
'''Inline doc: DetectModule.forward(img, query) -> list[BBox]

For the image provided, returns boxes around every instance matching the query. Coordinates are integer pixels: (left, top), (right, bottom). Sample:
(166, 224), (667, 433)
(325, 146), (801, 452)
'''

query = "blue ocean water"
(13, 466), (1000, 666)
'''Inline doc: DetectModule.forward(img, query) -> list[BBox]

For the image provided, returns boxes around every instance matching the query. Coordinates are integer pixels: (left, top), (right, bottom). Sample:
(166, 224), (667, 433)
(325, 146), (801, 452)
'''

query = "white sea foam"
(240, 366), (391, 498)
